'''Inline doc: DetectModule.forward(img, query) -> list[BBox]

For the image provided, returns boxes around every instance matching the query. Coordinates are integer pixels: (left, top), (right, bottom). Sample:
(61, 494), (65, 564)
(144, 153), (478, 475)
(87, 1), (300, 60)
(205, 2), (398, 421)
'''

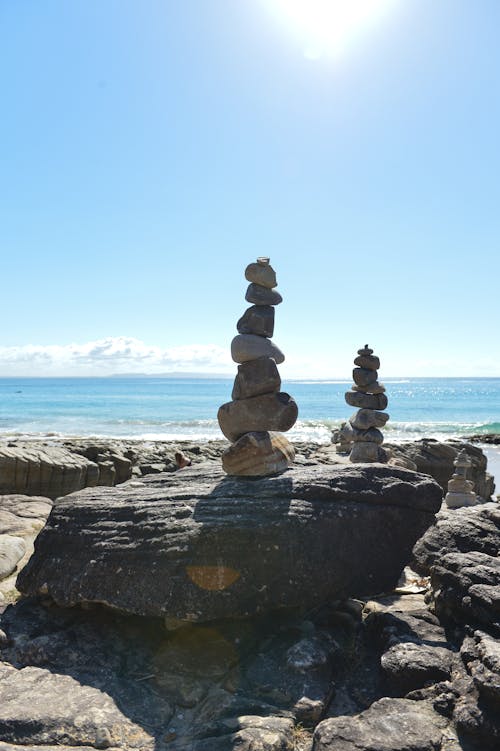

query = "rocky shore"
(0, 434), (499, 750)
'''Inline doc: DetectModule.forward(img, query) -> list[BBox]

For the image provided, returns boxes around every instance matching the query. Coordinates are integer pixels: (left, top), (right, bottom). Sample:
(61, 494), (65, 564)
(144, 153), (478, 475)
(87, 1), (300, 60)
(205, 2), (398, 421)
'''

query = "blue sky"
(1, 0), (498, 378)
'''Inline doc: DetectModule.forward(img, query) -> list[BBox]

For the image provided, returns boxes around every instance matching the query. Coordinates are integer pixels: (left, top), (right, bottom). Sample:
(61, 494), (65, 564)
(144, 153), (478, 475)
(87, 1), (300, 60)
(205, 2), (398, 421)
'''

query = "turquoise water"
(0, 377), (499, 444)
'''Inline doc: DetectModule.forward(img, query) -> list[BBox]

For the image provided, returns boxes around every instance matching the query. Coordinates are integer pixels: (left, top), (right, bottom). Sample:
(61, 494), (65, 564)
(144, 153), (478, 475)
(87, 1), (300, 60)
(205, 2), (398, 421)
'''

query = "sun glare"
(266, 0), (396, 58)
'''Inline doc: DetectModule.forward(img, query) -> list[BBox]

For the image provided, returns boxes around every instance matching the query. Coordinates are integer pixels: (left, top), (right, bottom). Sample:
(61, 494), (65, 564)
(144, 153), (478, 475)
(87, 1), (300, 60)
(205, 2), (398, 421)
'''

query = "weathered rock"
(461, 630), (500, 709)
(0, 446), (99, 500)
(354, 354), (380, 370)
(222, 432), (294, 476)
(232, 358), (281, 400)
(0, 535), (26, 580)
(350, 409), (389, 430)
(349, 442), (383, 463)
(345, 391), (388, 410)
(245, 284), (282, 307)
(386, 439), (494, 499)
(381, 642), (453, 695)
(244, 259), (277, 289)
(313, 697), (448, 750)
(231, 335), (285, 365)
(17, 463), (442, 621)
(218, 392), (298, 442)
(413, 503), (500, 573)
(237, 306), (275, 338)
(352, 367), (377, 387)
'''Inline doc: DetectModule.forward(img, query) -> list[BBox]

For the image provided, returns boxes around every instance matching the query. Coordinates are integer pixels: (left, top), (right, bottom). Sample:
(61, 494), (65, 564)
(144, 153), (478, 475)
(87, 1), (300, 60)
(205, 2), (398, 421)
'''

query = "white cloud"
(0, 337), (233, 376)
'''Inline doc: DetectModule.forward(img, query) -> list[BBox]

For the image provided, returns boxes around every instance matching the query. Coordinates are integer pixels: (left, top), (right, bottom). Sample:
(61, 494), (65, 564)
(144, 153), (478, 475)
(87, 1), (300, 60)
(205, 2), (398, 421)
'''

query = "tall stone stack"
(218, 258), (298, 476)
(345, 345), (389, 463)
(445, 450), (479, 508)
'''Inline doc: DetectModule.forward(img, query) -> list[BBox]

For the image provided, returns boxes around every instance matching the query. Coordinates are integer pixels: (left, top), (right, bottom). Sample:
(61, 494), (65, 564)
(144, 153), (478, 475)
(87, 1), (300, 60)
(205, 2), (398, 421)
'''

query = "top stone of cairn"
(357, 344), (373, 356)
(245, 257), (277, 289)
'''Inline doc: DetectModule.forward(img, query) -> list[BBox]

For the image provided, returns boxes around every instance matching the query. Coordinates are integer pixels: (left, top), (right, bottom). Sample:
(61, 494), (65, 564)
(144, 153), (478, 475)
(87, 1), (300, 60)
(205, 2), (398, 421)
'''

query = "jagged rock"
(244, 260), (277, 289)
(313, 697), (449, 750)
(237, 306), (275, 337)
(231, 358), (281, 400)
(17, 463), (442, 622)
(345, 391), (388, 410)
(0, 535), (26, 580)
(381, 642), (453, 695)
(349, 409), (389, 430)
(413, 503), (500, 571)
(218, 392), (298, 442)
(0, 446), (99, 500)
(245, 284), (282, 307)
(230, 335), (285, 365)
(386, 439), (494, 499)
(352, 367), (378, 387)
(221, 432), (294, 476)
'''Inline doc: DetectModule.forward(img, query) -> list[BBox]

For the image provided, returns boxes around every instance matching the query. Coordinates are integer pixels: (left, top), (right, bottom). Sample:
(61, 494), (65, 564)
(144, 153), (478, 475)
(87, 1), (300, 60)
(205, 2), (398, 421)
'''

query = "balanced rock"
(17, 463), (442, 621)
(222, 431), (295, 476)
(352, 427), (384, 444)
(445, 449), (479, 508)
(218, 392), (298, 442)
(231, 357), (281, 400)
(354, 354), (380, 370)
(244, 258), (277, 288)
(345, 391), (388, 410)
(353, 381), (386, 394)
(237, 305), (275, 337)
(350, 441), (383, 462)
(350, 409), (389, 430)
(352, 367), (378, 387)
(245, 283), (282, 306)
(231, 334), (284, 364)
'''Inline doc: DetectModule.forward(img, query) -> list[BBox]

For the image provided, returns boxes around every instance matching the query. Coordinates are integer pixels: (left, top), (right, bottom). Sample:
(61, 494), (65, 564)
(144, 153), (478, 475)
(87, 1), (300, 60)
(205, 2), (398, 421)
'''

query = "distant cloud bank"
(0, 337), (233, 377)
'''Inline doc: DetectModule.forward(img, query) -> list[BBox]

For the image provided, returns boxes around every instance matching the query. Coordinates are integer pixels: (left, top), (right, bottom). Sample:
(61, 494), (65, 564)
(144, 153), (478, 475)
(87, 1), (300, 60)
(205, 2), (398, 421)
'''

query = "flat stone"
(231, 335), (285, 365)
(351, 427), (384, 444)
(345, 391), (388, 410)
(0, 535), (26, 580)
(350, 409), (389, 430)
(218, 392), (298, 442)
(381, 642), (453, 694)
(353, 382), (385, 394)
(232, 358), (281, 400)
(349, 441), (383, 463)
(245, 283), (282, 306)
(222, 432), (295, 476)
(245, 260), (277, 289)
(313, 697), (448, 751)
(354, 354), (380, 370)
(237, 305), (275, 337)
(444, 492), (480, 508)
(16, 463), (442, 621)
(352, 367), (378, 387)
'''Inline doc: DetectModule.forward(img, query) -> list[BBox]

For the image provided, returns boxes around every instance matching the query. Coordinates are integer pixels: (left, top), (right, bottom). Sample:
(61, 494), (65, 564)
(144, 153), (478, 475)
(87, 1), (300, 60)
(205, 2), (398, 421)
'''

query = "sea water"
(0, 376), (499, 444)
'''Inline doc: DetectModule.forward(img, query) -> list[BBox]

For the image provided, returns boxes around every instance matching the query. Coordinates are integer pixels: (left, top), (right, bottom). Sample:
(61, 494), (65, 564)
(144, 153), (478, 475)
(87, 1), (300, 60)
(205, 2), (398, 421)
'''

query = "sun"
(265, 0), (396, 59)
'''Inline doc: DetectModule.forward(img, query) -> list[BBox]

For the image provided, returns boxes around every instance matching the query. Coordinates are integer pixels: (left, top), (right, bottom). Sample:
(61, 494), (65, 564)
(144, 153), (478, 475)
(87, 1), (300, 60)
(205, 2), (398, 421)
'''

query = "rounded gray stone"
(354, 354), (380, 371)
(244, 261), (277, 289)
(352, 367), (378, 387)
(350, 409), (389, 430)
(231, 335), (285, 364)
(349, 441), (384, 463)
(232, 357), (281, 400)
(353, 381), (386, 394)
(0, 534), (26, 580)
(217, 392), (298, 442)
(245, 283), (282, 306)
(351, 427), (384, 444)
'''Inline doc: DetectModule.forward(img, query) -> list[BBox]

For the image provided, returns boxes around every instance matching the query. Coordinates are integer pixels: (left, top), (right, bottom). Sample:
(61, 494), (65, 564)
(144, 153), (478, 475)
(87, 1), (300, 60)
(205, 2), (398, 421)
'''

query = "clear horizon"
(1, 1), (499, 378)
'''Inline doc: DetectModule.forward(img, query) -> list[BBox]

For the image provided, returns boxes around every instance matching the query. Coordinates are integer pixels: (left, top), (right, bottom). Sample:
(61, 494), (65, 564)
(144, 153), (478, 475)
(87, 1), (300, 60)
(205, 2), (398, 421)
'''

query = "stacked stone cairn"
(345, 345), (389, 463)
(218, 258), (298, 476)
(445, 450), (479, 508)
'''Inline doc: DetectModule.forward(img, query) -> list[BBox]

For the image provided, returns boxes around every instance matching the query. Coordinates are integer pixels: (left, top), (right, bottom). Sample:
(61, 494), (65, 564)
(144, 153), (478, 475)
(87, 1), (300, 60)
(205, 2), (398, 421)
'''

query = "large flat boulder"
(17, 464), (442, 622)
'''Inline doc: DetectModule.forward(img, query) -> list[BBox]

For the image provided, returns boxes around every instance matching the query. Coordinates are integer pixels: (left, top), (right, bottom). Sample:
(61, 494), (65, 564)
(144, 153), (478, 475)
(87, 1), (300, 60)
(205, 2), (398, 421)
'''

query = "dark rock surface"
(387, 439), (495, 499)
(17, 464), (441, 621)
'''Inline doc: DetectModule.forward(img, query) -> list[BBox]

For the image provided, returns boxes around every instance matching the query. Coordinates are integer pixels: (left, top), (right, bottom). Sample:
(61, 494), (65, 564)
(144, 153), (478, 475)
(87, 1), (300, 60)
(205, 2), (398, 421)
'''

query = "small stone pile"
(345, 345), (389, 462)
(218, 258), (298, 476)
(445, 449), (479, 508)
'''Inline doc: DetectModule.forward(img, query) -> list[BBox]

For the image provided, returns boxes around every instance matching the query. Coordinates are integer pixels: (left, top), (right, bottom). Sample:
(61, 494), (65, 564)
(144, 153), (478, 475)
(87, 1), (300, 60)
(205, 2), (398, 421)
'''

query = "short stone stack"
(218, 258), (298, 476)
(445, 450), (479, 508)
(345, 345), (389, 463)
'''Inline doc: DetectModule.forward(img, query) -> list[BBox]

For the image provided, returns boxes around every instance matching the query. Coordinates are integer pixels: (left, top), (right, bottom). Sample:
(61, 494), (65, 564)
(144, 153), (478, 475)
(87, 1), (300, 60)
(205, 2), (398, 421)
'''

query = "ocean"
(1, 376), (499, 485)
